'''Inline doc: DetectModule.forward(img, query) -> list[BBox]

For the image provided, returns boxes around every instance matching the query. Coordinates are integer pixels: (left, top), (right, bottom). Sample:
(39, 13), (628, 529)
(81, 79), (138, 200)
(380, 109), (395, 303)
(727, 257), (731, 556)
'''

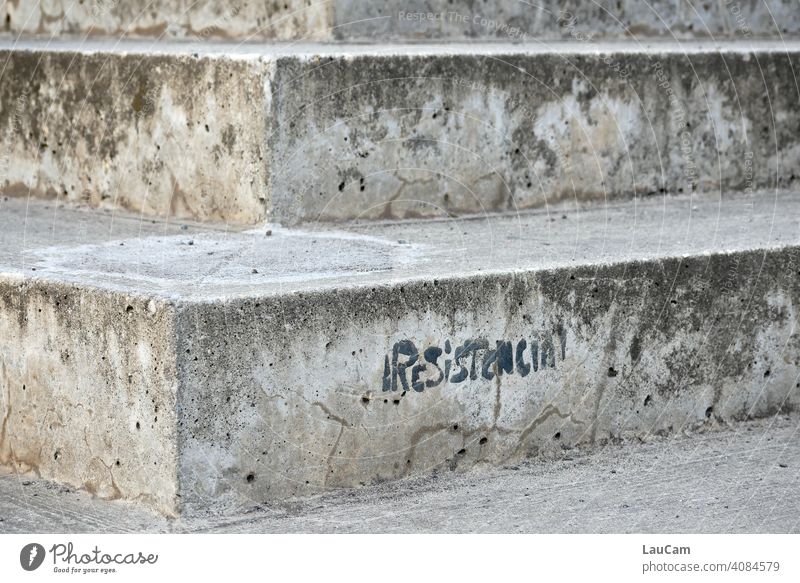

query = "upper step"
(2, 191), (799, 515)
(3, 0), (799, 41)
(2, 39), (799, 225)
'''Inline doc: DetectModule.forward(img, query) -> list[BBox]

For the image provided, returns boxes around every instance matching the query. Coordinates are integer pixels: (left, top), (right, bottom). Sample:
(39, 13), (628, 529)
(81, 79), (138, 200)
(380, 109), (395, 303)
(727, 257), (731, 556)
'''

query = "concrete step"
(2, 39), (799, 226)
(1, 191), (798, 517)
(2, 413), (799, 533)
(3, 0), (799, 42)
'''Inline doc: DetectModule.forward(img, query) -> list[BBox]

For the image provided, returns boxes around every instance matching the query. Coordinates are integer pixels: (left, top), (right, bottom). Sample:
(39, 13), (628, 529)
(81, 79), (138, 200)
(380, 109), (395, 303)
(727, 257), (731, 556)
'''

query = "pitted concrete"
(2, 39), (799, 225)
(1, 0), (332, 41)
(0, 192), (799, 515)
(2, 189), (798, 299)
(2, 414), (799, 533)
(0, 42), (274, 224)
(2, 1), (798, 41)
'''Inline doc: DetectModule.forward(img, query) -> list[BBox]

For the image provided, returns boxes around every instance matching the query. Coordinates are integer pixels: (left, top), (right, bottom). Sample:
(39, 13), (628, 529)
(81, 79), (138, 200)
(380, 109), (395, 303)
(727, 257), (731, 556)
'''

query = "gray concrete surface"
(2, 414), (799, 533)
(1, 0), (331, 41)
(2, 39), (799, 225)
(2, 188), (798, 299)
(332, 0), (800, 41)
(3, 1), (799, 41)
(1, 191), (800, 516)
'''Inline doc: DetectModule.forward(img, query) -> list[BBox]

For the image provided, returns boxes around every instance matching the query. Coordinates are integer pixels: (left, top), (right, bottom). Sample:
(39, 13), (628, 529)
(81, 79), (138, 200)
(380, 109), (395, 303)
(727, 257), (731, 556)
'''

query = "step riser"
(175, 248), (800, 512)
(271, 49), (800, 224)
(3, 46), (799, 225)
(3, 1), (798, 41)
(0, 281), (180, 516)
(0, 50), (272, 224)
(2, 202), (798, 516)
(0, 1), (330, 41)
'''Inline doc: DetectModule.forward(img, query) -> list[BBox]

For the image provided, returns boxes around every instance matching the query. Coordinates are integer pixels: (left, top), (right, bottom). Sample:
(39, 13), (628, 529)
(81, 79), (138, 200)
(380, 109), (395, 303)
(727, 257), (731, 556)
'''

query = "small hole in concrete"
(246, 473), (255, 483)
(392, 399), (400, 405)
(115, 460), (121, 467)
(705, 406), (714, 418)
(764, 369), (771, 378)
(53, 451), (60, 460)
(135, 422), (141, 430)
(644, 395), (652, 406)
(456, 448), (466, 455)
(125, 305), (133, 313)
(553, 432), (561, 440)
(453, 424), (459, 430)
(607, 366), (618, 377)
(361, 396), (370, 403)
(479, 437), (488, 445)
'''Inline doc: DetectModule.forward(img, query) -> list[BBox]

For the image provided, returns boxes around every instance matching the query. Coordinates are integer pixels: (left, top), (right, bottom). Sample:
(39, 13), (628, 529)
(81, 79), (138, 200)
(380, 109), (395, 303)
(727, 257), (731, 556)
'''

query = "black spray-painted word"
(382, 328), (567, 392)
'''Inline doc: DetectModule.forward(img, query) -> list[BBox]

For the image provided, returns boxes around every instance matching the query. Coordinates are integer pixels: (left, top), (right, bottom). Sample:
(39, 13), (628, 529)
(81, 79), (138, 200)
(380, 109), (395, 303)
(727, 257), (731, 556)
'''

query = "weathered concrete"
(2, 413), (799, 533)
(0, 281), (180, 515)
(1, 0), (332, 41)
(2, 39), (799, 225)
(2, 1), (798, 41)
(269, 40), (800, 224)
(0, 42), (274, 224)
(0, 202), (207, 517)
(334, 0), (800, 41)
(0, 191), (799, 515)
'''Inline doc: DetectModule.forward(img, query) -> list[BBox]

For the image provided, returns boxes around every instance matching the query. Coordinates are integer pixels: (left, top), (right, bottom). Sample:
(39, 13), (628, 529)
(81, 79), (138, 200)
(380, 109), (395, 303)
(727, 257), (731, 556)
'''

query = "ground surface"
(2, 414), (798, 533)
(5, 38), (799, 57)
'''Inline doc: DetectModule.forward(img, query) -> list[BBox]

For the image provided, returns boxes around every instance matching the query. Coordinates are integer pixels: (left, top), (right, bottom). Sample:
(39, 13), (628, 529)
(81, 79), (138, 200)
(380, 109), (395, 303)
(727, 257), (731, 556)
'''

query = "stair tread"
(1, 191), (797, 300)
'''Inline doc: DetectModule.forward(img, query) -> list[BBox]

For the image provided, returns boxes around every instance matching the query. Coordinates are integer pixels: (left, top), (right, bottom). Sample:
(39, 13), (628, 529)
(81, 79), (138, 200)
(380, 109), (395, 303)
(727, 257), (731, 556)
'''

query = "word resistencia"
(382, 329), (567, 393)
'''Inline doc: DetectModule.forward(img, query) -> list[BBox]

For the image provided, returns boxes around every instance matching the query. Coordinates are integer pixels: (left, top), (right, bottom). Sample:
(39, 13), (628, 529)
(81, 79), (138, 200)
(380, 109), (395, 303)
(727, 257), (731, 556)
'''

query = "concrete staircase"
(1, 2), (799, 519)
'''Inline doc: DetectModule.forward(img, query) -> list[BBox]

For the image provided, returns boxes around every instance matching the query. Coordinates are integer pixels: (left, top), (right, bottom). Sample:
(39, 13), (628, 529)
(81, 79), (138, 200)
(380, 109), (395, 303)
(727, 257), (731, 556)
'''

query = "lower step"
(1, 191), (799, 516)
(2, 39), (800, 225)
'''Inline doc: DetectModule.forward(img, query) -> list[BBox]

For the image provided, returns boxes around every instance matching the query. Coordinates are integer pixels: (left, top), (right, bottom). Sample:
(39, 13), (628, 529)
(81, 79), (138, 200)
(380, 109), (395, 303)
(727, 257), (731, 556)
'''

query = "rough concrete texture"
(1, 0), (331, 41)
(2, 40), (799, 225)
(0, 191), (799, 515)
(269, 41), (800, 224)
(0, 42), (273, 224)
(2, 1), (798, 41)
(2, 414), (799, 533)
(0, 281), (180, 516)
(0, 201), (213, 516)
(333, 0), (800, 41)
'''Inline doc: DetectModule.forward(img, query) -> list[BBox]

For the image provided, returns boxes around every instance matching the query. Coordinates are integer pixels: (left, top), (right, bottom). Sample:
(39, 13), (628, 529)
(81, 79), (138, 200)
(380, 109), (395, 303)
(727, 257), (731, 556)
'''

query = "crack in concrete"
(513, 404), (586, 457)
